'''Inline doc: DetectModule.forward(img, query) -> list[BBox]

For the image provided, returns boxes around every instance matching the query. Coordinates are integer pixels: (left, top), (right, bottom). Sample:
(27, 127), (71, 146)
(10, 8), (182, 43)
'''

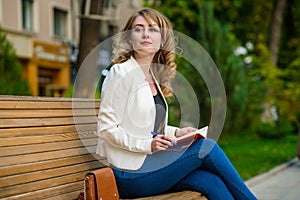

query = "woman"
(97, 8), (257, 200)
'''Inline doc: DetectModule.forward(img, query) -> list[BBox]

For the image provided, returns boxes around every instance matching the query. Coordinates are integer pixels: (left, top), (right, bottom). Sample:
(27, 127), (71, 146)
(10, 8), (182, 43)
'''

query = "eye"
(149, 27), (160, 32)
(134, 27), (143, 32)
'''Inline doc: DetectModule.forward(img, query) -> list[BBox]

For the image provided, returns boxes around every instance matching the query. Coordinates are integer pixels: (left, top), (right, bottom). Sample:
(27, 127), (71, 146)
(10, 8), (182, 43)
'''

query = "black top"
(153, 92), (166, 134)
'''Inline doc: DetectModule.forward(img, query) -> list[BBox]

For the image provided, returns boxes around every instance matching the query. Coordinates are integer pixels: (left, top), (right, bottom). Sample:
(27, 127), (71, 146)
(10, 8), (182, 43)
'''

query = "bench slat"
(0, 154), (100, 177)
(0, 138), (97, 156)
(0, 99), (100, 109)
(0, 173), (84, 199)
(0, 109), (98, 118)
(0, 124), (97, 137)
(44, 190), (81, 200)
(0, 132), (97, 148)
(0, 161), (103, 188)
(0, 116), (96, 128)
(0, 146), (97, 166)
(3, 181), (83, 200)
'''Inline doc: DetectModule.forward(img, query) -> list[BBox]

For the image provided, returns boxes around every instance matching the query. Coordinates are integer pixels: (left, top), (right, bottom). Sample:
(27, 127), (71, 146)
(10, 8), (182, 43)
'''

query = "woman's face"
(129, 15), (162, 57)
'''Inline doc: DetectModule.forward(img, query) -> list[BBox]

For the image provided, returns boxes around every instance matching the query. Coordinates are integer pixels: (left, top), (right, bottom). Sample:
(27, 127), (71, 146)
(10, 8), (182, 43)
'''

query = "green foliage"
(198, 2), (250, 132)
(214, 0), (300, 134)
(255, 122), (279, 139)
(64, 84), (101, 99)
(254, 117), (296, 139)
(276, 0), (300, 128)
(0, 28), (31, 95)
(144, 1), (300, 179)
(219, 132), (298, 180)
(146, 0), (300, 137)
(213, 0), (273, 44)
(63, 84), (74, 98)
(147, 0), (262, 133)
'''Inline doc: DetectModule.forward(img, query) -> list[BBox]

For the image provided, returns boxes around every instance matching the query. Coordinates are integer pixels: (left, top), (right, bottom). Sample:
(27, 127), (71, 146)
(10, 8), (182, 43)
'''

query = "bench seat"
(0, 96), (206, 200)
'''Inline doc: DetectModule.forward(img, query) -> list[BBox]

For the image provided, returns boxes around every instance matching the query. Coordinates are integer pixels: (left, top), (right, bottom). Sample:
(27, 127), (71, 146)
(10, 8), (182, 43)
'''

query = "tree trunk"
(74, 0), (102, 98)
(268, 0), (286, 65)
(297, 123), (300, 159)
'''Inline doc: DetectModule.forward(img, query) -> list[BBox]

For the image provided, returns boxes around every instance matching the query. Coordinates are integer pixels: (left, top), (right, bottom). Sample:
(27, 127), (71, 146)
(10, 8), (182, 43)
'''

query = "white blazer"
(96, 56), (177, 170)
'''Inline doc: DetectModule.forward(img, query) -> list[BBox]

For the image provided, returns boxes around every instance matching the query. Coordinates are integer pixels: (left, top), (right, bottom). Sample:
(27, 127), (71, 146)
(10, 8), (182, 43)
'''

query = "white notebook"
(175, 126), (208, 144)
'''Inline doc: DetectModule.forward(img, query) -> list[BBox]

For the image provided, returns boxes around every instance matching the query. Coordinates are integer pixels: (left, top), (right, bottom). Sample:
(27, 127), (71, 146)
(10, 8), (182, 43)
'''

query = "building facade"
(0, 0), (142, 96)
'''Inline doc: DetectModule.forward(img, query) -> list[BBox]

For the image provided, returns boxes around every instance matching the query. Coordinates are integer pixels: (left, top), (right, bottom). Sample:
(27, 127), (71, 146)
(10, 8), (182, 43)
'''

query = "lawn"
(218, 132), (298, 180)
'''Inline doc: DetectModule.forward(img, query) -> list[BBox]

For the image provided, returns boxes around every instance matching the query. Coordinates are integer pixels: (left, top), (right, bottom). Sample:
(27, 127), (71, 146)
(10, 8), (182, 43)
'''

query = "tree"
(269, 0), (286, 65)
(0, 28), (31, 95)
(277, 0), (300, 134)
(74, 0), (102, 98)
(146, 0), (255, 133)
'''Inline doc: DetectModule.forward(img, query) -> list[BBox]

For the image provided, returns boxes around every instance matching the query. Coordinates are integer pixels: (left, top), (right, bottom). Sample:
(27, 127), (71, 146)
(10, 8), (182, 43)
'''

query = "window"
(22, 0), (34, 31)
(53, 8), (67, 38)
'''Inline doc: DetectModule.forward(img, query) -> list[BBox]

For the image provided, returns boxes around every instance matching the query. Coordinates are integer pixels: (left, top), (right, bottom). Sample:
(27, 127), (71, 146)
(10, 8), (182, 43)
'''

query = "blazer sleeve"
(97, 65), (153, 154)
(165, 125), (178, 138)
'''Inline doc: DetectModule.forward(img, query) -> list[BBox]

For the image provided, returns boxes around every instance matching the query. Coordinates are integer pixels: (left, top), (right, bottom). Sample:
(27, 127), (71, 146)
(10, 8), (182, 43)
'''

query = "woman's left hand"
(175, 127), (198, 137)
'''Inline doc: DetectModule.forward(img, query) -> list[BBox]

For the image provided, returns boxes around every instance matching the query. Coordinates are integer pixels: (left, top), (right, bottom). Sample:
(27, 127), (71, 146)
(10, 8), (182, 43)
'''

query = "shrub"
(0, 28), (31, 95)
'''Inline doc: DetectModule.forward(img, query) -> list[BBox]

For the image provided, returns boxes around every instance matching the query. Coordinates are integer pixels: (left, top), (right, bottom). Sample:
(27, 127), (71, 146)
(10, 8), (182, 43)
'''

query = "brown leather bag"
(79, 167), (119, 200)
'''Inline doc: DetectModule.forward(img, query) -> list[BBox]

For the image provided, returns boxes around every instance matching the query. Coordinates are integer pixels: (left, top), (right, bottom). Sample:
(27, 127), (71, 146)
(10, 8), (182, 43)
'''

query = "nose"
(142, 29), (150, 38)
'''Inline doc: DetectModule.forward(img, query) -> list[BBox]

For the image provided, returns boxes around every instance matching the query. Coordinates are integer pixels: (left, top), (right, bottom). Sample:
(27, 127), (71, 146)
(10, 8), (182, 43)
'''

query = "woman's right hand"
(151, 135), (175, 152)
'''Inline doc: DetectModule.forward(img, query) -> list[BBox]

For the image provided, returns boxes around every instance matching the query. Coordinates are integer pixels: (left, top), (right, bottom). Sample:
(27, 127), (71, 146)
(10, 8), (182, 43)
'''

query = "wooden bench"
(0, 95), (207, 200)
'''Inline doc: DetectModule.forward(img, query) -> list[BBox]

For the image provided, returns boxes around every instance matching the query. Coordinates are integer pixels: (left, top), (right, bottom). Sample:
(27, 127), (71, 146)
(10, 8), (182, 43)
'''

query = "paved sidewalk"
(246, 157), (300, 200)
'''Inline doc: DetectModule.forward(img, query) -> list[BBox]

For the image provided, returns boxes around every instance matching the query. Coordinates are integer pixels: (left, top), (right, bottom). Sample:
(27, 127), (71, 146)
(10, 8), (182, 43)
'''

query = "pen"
(151, 132), (158, 138)
(151, 132), (176, 145)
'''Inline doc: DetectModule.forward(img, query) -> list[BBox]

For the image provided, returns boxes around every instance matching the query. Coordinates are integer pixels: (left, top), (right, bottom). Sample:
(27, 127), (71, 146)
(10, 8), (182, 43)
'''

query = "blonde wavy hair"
(112, 8), (177, 97)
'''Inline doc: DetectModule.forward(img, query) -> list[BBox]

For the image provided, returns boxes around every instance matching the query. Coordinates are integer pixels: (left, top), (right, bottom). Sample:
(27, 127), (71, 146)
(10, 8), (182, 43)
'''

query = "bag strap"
(87, 172), (99, 200)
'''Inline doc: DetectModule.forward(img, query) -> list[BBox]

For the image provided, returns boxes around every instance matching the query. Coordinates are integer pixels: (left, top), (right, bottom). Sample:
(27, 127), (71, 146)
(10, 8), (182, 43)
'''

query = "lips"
(141, 41), (152, 45)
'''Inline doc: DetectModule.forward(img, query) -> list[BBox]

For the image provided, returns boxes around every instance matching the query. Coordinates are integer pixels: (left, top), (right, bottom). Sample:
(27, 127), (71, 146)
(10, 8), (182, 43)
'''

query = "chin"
(139, 47), (160, 54)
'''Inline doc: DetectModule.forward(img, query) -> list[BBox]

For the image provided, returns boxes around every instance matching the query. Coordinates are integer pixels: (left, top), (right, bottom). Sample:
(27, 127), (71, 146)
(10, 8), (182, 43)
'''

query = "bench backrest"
(0, 96), (105, 200)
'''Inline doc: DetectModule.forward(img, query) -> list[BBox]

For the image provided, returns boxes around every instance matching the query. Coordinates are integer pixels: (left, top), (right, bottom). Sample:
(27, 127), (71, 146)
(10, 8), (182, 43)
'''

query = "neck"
(133, 52), (154, 73)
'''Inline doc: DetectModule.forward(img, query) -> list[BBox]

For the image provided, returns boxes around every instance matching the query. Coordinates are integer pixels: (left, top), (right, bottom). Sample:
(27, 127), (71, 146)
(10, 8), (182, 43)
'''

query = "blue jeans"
(112, 138), (257, 200)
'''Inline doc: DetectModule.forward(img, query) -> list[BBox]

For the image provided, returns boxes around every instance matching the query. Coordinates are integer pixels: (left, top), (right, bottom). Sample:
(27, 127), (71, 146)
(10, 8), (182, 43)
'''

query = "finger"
(188, 127), (197, 132)
(158, 138), (171, 146)
(163, 135), (174, 140)
(160, 137), (176, 146)
(160, 144), (169, 149)
(154, 143), (169, 151)
(153, 138), (170, 148)
(155, 146), (168, 151)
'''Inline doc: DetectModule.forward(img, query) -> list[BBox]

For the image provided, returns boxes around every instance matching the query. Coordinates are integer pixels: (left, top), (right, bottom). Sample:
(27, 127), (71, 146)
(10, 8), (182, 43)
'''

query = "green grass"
(218, 132), (298, 180)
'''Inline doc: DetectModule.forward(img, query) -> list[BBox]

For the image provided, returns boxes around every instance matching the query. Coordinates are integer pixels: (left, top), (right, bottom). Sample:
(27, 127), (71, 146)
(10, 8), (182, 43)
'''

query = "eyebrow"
(134, 23), (160, 28)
